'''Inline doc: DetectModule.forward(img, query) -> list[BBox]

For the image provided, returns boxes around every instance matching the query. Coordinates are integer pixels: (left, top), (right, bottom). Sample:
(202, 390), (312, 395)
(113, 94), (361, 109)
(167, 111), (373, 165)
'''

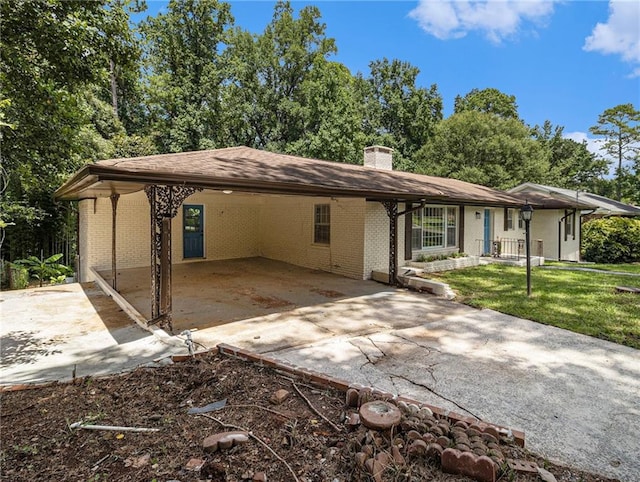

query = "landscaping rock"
(203, 431), (249, 453)
(359, 401), (401, 430)
(270, 389), (289, 405)
(442, 448), (496, 482)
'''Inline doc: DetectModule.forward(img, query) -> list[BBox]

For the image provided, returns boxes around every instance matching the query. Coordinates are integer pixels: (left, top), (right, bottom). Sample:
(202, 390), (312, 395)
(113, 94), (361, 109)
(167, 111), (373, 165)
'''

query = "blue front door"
(183, 204), (204, 258)
(483, 209), (491, 255)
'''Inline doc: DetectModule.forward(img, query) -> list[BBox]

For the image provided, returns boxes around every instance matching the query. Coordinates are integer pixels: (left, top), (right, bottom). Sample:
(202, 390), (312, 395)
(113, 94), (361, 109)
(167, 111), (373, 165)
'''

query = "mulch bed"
(0, 353), (618, 481)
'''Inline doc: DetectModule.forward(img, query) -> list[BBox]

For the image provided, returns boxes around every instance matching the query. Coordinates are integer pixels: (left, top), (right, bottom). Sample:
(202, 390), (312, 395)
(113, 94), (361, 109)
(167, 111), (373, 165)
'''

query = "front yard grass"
(430, 264), (640, 350)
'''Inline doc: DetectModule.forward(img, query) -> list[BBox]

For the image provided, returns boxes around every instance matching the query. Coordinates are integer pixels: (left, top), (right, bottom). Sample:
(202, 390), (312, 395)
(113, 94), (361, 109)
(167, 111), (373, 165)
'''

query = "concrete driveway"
(259, 303), (639, 481)
(2, 267), (637, 480)
(0, 283), (182, 385)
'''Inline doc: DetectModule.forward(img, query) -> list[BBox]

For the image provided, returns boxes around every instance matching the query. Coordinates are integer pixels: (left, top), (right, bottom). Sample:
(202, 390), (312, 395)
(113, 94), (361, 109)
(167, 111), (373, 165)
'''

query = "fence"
(474, 238), (543, 260)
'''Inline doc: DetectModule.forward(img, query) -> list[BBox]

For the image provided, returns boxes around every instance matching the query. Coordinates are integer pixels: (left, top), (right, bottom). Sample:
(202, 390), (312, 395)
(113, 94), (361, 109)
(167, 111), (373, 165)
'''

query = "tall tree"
(222, 1), (338, 154)
(1, 0), (137, 260)
(141, 0), (233, 152)
(415, 111), (549, 189)
(357, 58), (442, 169)
(589, 103), (640, 201)
(532, 121), (609, 190)
(454, 88), (519, 119)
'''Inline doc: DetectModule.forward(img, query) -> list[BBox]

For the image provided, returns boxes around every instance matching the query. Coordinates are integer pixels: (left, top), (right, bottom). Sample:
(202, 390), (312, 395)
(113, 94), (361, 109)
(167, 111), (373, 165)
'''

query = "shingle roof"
(509, 183), (640, 216)
(55, 146), (527, 207)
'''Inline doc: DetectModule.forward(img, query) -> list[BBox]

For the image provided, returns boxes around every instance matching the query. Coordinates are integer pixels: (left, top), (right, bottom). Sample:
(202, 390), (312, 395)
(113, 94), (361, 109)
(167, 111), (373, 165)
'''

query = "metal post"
(525, 219), (532, 297)
(144, 185), (201, 332)
(110, 193), (120, 291)
(381, 200), (398, 286)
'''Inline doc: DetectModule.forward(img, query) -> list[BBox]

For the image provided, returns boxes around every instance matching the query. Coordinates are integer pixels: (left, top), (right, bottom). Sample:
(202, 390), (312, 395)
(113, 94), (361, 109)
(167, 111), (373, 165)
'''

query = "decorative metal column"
(381, 200), (399, 286)
(144, 185), (201, 332)
(110, 193), (120, 291)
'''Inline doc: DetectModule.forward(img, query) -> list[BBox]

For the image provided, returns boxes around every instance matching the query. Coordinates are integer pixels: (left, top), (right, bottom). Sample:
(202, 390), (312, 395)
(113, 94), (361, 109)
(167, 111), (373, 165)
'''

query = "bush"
(582, 217), (640, 263)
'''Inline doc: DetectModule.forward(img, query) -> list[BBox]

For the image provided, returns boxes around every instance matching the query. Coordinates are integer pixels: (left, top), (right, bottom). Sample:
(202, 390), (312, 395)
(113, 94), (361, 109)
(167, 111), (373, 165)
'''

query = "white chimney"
(364, 145), (393, 171)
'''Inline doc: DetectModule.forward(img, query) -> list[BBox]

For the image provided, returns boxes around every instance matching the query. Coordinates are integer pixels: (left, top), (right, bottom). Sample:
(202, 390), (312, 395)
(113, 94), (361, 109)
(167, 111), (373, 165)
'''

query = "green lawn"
(544, 261), (640, 274)
(430, 264), (640, 350)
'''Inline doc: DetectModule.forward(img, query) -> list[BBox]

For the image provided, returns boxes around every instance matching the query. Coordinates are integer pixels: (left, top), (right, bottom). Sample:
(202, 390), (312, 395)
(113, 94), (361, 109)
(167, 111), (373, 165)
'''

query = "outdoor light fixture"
(520, 202), (534, 296)
(475, 211), (481, 220)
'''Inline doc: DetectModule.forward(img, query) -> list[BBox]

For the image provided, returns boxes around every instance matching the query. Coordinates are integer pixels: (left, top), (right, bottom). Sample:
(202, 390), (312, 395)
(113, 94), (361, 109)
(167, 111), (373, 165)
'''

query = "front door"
(483, 209), (492, 255)
(183, 204), (204, 258)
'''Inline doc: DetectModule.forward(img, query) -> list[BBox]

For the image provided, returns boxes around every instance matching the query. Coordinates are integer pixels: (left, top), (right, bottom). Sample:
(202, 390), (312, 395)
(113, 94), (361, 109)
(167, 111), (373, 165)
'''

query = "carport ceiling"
(56, 145), (524, 207)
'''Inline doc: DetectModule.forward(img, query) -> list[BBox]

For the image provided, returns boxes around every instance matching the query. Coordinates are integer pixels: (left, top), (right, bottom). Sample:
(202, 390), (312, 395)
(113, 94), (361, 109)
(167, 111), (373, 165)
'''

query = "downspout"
(579, 209), (597, 261)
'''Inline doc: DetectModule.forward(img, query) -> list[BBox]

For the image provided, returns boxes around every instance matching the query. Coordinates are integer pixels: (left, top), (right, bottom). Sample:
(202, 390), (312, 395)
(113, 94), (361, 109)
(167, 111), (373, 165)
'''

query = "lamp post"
(520, 203), (534, 297)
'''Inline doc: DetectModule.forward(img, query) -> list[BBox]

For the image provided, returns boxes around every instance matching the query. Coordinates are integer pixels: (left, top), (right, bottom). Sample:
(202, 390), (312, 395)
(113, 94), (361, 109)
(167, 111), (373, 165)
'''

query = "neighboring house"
(54, 146), (580, 325)
(509, 183), (640, 261)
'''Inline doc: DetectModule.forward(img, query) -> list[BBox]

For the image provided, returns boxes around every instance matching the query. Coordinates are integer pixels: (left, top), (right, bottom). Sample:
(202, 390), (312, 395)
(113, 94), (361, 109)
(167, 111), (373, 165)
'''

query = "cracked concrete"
(266, 306), (640, 481)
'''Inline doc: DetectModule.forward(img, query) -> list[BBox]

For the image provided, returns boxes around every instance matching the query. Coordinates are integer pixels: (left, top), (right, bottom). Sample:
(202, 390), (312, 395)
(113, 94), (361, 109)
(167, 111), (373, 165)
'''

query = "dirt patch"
(309, 288), (345, 298)
(250, 295), (293, 309)
(0, 354), (616, 482)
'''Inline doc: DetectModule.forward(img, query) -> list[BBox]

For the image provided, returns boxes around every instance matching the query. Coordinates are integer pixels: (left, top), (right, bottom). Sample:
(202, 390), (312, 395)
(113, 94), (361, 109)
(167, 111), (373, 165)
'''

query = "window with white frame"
(507, 209), (514, 230)
(314, 204), (330, 244)
(412, 205), (458, 250)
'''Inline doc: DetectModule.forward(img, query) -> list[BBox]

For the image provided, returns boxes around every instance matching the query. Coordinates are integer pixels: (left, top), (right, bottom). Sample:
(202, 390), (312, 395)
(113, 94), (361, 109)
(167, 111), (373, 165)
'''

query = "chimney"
(364, 145), (393, 171)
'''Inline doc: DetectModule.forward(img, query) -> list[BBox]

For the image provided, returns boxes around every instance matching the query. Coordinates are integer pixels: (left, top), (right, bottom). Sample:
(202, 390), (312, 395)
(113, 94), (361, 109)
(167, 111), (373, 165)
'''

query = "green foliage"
(13, 253), (73, 287)
(589, 103), (640, 202)
(356, 58), (442, 168)
(1, 0), (139, 260)
(414, 110), (549, 189)
(532, 121), (609, 190)
(416, 252), (468, 263)
(141, 0), (234, 152)
(454, 88), (519, 119)
(582, 217), (640, 264)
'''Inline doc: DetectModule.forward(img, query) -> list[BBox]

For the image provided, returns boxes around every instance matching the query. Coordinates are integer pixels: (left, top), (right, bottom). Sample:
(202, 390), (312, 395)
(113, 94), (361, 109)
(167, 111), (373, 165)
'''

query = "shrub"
(582, 217), (640, 263)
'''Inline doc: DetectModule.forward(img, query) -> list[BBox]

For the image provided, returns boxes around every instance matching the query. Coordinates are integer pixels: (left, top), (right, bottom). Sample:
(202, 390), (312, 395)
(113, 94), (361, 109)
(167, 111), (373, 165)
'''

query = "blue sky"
(140, 0), (640, 160)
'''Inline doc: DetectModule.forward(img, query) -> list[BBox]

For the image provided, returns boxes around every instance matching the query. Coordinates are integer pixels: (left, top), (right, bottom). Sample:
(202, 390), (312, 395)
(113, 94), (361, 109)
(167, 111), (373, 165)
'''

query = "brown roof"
(509, 190), (597, 210)
(55, 146), (528, 207)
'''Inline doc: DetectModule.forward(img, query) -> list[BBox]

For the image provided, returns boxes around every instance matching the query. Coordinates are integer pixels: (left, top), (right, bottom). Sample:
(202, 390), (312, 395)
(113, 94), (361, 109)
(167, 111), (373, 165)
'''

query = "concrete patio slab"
(0, 283), (182, 385)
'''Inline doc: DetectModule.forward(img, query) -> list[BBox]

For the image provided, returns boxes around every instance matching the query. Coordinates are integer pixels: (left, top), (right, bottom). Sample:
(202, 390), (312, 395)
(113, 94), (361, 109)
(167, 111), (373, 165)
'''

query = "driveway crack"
(389, 373), (482, 421)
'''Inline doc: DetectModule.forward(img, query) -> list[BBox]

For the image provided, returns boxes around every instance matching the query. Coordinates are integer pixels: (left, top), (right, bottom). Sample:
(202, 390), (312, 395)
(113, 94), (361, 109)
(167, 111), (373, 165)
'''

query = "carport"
(55, 146), (523, 333)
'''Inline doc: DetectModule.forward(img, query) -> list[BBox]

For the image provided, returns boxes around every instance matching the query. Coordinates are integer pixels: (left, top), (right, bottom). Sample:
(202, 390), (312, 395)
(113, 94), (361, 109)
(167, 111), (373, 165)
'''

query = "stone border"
(216, 343), (525, 448)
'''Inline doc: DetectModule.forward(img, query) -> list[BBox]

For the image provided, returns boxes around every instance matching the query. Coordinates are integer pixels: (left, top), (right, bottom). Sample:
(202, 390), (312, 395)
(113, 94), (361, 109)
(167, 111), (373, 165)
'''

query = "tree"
(141, 0), (233, 152)
(415, 111), (549, 189)
(589, 103), (640, 201)
(1, 0), (138, 260)
(222, 1), (339, 154)
(356, 58), (442, 169)
(454, 88), (519, 119)
(532, 121), (609, 190)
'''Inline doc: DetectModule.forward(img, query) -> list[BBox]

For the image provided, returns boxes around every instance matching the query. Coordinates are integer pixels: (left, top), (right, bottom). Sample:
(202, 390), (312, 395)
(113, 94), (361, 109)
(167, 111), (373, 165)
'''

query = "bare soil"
(0, 353), (618, 482)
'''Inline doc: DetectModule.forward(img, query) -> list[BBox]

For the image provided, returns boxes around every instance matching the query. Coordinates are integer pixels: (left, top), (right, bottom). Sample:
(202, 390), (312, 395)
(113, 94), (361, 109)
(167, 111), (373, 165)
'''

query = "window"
(565, 211), (575, 239)
(314, 204), (330, 244)
(412, 205), (457, 250)
(504, 208), (515, 231)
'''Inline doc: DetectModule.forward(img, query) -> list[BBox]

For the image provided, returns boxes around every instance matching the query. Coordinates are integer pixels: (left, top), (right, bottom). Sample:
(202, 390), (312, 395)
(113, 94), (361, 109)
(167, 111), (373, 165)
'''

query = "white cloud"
(583, 0), (640, 77)
(408, 0), (557, 43)
(564, 131), (608, 159)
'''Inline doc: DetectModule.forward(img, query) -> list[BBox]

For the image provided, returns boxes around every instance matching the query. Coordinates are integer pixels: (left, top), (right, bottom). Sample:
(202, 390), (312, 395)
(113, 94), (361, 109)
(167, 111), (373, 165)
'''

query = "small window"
(314, 204), (330, 244)
(507, 209), (514, 230)
(565, 211), (575, 239)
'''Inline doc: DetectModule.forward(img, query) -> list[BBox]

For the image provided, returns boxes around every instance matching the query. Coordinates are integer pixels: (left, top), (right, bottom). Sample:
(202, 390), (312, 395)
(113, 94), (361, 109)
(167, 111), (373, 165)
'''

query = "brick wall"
(79, 192), (369, 282)
(259, 196), (366, 279)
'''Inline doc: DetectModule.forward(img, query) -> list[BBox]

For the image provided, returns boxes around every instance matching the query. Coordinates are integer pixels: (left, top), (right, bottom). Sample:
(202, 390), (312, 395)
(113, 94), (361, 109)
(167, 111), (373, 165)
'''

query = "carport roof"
(56, 146), (531, 207)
